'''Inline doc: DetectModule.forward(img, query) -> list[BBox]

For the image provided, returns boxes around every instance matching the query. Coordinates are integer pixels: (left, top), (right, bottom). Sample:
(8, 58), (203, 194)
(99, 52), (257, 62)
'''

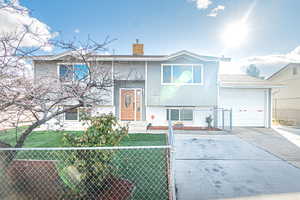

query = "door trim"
(119, 88), (143, 121)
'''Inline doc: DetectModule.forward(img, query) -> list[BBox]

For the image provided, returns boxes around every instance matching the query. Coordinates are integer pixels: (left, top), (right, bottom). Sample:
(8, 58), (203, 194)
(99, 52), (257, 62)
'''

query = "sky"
(2, 0), (300, 77)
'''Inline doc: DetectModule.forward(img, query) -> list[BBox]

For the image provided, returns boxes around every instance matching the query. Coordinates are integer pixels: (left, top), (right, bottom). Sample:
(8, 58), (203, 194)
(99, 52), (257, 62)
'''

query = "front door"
(120, 89), (142, 121)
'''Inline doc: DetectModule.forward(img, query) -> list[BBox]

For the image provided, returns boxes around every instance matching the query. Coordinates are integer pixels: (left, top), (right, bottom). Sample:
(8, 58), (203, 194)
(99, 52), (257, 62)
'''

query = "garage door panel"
(220, 88), (267, 127)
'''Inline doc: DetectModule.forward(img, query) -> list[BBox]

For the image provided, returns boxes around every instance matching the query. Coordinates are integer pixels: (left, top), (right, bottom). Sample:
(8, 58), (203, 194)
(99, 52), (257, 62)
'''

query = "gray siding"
(34, 60), (58, 81)
(146, 55), (219, 106)
(34, 55), (219, 109)
(33, 60), (113, 105)
(114, 61), (145, 80)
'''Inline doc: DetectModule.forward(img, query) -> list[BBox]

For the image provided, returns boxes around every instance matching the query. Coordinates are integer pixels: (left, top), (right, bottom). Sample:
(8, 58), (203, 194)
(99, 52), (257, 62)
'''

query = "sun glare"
(222, 21), (249, 48)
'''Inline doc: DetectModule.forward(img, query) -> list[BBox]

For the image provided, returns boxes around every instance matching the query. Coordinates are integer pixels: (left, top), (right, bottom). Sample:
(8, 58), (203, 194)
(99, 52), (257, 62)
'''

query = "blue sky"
(9, 0), (300, 75)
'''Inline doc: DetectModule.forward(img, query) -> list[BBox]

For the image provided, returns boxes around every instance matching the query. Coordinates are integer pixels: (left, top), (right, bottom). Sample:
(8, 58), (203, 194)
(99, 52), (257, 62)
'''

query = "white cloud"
(207, 5), (225, 17)
(191, 0), (212, 9)
(220, 46), (300, 77)
(0, 0), (57, 51)
(74, 28), (80, 34)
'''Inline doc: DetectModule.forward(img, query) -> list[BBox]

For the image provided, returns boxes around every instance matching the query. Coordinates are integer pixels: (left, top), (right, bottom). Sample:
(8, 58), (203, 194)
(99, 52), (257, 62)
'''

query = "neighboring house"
(32, 41), (280, 131)
(268, 63), (300, 127)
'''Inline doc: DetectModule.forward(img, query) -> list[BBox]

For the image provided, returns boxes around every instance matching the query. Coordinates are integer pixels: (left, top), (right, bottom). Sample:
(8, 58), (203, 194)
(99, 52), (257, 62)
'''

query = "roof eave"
(220, 84), (284, 89)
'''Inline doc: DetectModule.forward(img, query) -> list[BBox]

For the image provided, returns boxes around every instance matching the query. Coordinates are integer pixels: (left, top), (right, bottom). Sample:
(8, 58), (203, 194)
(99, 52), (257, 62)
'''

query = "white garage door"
(220, 88), (267, 127)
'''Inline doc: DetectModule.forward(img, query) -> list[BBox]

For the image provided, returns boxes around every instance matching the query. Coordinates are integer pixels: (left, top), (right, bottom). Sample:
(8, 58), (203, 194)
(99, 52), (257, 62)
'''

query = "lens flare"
(222, 21), (249, 48)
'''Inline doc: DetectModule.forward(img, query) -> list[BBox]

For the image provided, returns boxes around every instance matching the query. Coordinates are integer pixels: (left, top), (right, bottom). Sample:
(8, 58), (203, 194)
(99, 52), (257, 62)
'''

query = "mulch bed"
(2, 160), (134, 200)
(147, 126), (221, 131)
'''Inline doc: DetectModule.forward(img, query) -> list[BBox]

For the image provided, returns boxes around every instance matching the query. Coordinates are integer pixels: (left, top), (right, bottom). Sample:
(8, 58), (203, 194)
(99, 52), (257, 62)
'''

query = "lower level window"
(65, 107), (79, 121)
(166, 109), (193, 121)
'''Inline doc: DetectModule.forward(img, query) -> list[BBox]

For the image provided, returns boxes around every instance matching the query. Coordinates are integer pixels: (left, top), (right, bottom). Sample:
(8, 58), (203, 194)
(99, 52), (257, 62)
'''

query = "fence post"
(168, 120), (176, 200)
(212, 107), (217, 128)
(222, 109), (225, 130)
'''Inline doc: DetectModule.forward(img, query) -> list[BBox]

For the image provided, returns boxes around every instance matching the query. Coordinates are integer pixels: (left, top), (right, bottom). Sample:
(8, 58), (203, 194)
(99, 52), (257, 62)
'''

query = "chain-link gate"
(193, 108), (232, 131)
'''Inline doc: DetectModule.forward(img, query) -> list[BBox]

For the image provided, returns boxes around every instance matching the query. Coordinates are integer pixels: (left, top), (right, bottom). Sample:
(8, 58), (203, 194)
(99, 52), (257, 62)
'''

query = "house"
(268, 63), (300, 127)
(32, 41), (281, 131)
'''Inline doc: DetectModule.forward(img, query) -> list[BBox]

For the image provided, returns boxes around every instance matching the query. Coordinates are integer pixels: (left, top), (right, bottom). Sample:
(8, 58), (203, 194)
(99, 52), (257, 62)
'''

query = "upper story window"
(162, 64), (203, 85)
(59, 64), (89, 82)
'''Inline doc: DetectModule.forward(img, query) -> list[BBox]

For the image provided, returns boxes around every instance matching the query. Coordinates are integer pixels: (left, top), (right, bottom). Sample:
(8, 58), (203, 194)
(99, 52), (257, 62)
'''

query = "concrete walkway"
(175, 133), (300, 200)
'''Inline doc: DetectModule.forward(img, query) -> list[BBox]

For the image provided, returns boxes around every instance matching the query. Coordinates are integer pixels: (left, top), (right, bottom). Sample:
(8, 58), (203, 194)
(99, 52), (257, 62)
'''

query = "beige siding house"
(268, 63), (300, 127)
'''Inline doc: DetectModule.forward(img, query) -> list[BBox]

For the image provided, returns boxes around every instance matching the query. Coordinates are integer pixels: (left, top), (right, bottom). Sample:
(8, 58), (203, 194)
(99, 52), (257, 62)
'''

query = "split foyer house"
(32, 41), (281, 131)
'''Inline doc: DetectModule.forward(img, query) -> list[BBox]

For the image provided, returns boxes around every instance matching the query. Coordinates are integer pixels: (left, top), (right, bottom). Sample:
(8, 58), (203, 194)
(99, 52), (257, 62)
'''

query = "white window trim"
(166, 108), (194, 122)
(161, 64), (204, 85)
(119, 88), (143, 121)
(57, 63), (90, 82)
(64, 107), (80, 122)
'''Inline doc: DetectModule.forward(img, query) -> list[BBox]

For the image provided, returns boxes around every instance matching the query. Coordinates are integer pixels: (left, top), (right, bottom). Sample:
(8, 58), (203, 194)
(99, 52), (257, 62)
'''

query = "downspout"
(112, 57), (115, 113)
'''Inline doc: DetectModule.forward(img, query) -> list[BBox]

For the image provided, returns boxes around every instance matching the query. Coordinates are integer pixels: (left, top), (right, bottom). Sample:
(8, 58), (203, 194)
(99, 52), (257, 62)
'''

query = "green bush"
(62, 113), (128, 198)
(205, 115), (213, 129)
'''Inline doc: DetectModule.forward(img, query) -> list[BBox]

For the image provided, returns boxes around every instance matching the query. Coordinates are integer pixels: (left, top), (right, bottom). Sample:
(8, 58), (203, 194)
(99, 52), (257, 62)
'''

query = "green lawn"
(0, 128), (166, 147)
(0, 129), (169, 200)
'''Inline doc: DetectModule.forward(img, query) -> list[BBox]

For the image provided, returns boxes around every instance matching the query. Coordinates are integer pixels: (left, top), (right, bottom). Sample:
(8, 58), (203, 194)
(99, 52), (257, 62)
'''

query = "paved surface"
(234, 127), (300, 168)
(175, 133), (300, 200)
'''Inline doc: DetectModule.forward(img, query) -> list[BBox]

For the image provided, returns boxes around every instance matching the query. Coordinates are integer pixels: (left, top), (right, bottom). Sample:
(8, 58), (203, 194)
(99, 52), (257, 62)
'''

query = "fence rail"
(0, 145), (173, 200)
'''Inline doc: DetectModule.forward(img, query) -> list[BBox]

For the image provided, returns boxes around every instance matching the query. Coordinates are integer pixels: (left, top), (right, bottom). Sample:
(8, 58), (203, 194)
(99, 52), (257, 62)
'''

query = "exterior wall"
(270, 64), (300, 126)
(34, 60), (58, 80)
(114, 61), (145, 80)
(36, 106), (114, 131)
(146, 55), (219, 107)
(146, 106), (213, 127)
(34, 60), (114, 105)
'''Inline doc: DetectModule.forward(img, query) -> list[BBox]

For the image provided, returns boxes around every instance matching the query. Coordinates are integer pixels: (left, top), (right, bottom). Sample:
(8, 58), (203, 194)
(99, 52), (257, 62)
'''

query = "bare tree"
(0, 3), (116, 162)
(1, 37), (115, 150)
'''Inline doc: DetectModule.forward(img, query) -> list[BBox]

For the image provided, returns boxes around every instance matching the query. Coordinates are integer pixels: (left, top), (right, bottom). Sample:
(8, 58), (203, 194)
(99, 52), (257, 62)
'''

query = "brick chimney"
(132, 39), (144, 55)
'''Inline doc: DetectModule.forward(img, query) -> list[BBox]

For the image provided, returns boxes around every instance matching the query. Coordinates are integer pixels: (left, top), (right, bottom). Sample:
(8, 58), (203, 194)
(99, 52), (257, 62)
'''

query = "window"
(166, 109), (193, 121)
(59, 64), (89, 82)
(162, 64), (202, 84)
(65, 108), (79, 121)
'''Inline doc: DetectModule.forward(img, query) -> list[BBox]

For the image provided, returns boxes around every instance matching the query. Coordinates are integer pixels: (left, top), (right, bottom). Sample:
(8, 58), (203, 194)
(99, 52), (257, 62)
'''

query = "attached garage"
(219, 75), (282, 128)
(220, 88), (269, 127)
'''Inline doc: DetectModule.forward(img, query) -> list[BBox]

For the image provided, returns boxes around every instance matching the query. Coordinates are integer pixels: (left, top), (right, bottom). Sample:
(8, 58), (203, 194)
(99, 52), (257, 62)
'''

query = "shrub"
(205, 115), (213, 129)
(62, 113), (128, 198)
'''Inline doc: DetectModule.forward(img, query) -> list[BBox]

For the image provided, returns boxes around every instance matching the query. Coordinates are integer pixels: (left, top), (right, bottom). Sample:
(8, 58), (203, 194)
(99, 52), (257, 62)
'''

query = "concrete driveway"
(175, 133), (300, 200)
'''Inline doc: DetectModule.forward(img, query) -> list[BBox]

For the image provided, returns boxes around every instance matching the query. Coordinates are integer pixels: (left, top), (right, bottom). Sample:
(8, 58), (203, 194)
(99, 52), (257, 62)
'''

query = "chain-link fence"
(0, 145), (173, 200)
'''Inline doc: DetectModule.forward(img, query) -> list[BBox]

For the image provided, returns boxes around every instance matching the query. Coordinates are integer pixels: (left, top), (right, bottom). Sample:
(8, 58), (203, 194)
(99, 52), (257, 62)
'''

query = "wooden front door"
(120, 89), (142, 121)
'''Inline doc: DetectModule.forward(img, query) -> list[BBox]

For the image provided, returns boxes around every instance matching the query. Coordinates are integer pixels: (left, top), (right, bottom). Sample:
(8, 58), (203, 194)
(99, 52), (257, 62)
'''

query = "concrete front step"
(120, 121), (149, 133)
